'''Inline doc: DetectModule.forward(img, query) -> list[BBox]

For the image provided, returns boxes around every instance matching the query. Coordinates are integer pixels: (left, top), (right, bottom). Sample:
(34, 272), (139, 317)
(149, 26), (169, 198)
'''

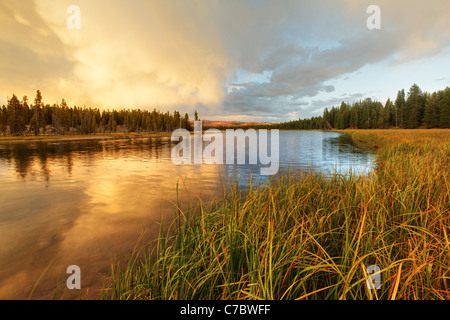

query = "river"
(0, 130), (375, 299)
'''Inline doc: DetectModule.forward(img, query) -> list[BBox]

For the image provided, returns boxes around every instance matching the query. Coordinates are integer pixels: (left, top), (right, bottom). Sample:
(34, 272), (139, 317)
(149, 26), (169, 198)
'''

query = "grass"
(102, 129), (450, 300)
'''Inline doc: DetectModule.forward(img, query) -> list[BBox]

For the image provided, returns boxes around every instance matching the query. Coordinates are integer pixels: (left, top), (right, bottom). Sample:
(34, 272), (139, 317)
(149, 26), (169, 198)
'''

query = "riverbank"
(103, 129), (450, 300)
(0, 132), (172, 143)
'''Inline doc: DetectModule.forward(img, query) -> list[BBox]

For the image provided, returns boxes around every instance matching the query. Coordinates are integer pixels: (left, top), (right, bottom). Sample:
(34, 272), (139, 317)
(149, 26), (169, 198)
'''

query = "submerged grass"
(103, 129), (450, 300)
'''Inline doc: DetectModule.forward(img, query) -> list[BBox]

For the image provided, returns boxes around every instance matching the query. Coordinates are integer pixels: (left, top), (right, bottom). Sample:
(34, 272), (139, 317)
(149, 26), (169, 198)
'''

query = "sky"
(1, 0), (450, 123)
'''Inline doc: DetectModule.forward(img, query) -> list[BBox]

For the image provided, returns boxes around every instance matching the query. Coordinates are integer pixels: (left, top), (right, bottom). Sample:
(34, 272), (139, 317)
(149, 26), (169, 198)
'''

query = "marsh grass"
(103, 129), (450, 300)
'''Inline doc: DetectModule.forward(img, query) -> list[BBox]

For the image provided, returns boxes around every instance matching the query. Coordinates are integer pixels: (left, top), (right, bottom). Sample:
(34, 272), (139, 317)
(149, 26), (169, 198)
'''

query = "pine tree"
(22, 96), (31, 133)
(395, 89), (405, 127)
(60, 99), (70, 134)
(32, 90), (43, 136)
(7, 94), (26, 136)
(404, 84), (425, 129)
(183, 113), (191, 130)
(383, 98), (394, 128)
(0, 105), (7, 135)
(350, 104), (359, 129)
(423, 91), (441, 128)
(439, 87), (450, 128)
(52, 104), (62, 135)
(80, 109), (92, 134)
(91, 113), (98, 134)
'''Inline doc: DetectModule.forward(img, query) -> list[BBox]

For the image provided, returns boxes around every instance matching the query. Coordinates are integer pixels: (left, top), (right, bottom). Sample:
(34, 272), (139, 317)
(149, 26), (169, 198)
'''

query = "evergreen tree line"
(273, 84), (450, 130)
(0, 90), (194, 136)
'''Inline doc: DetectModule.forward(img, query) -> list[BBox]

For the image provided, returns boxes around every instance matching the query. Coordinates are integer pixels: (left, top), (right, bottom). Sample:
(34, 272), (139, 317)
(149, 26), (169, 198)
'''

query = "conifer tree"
(404, 84), (426, 129)
(424, 91), (441, 128)
(0, 105), (8, 135)
(395, 89), (406, 127)
(7, 94), (26, 136)
(32, 90), (43, 136)
(439, 87), (450, 128)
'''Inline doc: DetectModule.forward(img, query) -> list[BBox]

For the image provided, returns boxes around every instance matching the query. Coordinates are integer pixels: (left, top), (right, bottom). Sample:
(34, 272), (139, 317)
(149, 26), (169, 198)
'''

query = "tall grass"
(103, 129), (450, 300)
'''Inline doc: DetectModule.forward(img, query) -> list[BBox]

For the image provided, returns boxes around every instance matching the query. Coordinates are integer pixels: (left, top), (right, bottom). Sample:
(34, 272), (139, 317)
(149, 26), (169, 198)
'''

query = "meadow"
(103, 129), (450, 300)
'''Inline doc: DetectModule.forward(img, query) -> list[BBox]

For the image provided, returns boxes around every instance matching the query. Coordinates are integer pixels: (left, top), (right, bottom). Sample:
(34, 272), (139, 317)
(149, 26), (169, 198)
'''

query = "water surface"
(0, 131), (375, 299)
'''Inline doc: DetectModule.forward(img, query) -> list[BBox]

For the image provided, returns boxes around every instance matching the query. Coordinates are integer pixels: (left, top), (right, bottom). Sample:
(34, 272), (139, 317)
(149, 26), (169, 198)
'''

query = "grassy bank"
(103, 129), (450, 300)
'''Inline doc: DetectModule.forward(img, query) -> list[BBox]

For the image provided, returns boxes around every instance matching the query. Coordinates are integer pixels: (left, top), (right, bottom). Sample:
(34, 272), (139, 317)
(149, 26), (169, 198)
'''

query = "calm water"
(0, 131), (375, 299)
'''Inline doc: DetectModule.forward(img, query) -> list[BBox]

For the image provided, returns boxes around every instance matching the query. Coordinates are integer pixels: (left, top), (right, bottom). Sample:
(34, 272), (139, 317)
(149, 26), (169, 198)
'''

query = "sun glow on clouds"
(32, 0), (229, 110)
(0, 0), (449, 121)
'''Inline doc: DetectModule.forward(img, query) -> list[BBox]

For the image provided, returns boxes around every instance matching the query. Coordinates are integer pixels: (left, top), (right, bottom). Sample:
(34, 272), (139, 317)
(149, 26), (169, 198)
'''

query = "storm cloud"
(1, 0), (449, 121)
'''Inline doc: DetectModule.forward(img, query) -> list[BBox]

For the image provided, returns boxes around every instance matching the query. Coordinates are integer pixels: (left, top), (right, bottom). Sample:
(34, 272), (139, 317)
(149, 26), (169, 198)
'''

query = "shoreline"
(0, 132), (173, 143)
(1, 128), (449, 144)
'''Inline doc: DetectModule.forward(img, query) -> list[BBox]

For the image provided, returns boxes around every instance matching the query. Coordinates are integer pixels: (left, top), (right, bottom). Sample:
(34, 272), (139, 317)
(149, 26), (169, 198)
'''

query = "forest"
(274, 84), (450, 130)
(2, 84), (449, 136)
(0, 90), (194, 136)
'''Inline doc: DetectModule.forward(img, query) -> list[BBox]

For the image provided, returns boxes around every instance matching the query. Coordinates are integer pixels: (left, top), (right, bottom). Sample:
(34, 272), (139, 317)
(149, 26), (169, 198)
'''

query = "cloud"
(0, 0), (76, 103)
(1, 0), (231, 109)
(217, 0), (450, 120)
(0, 0), (449, 121)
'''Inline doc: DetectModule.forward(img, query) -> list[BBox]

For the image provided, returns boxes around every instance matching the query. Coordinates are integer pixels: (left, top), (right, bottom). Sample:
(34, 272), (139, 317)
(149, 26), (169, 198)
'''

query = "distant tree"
(0, 105), (8, 135)
(328, 106), (337, 128)
(106, 110), (117, 133)
(173, 110), (181, 129)
(71, 106), (80, 132)
(404, 84), (426, 129)
(52, 103), (62, 135)
(382, 98), (394, 128)
(91, 113), (98, 134)
(32, 90), (43, 136)
(394, 89), (406, 127)
(183, 113), (191, 130)
(100, 116), (107, 133)
(42, 104), (52, 131)
(423, 91), (442, 128)
(60, 99), (70, 134)
(80, 109), (92, 134)
(337, 102), (350, 129)
(360, 99), (371, 129)
(370, 108), (378, 129)
(111, 110), (119, 132)
(143, 112), (151, 131)
(439, 87), (450, 128)
(22, 96), (31, 132)
(349, 104), (359, 129)
(7, 94), (26, 136)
